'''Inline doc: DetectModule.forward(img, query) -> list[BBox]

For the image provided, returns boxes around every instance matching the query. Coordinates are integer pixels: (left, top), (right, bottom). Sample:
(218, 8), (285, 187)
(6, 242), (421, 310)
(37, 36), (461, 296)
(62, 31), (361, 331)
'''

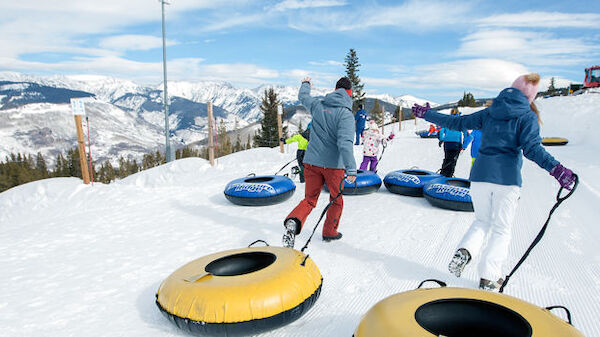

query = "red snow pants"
(286, 164), (345, 237)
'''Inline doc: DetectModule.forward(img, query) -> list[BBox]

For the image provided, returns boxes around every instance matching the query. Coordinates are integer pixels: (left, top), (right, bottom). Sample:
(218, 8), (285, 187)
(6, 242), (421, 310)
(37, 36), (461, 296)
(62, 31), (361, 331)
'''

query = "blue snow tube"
(423, 177), (474, 212)
(224, 175), (296, 206)
(384, 169), (442, 197)
(324, 170), (382, 195)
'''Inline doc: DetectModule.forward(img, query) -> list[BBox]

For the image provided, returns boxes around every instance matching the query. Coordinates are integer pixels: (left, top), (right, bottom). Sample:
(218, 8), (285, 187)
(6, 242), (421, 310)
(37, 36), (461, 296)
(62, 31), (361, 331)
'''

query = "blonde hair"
(524, 73), (541, 85)
(530, 102), (542, 125)
(524, 73), (541, 124)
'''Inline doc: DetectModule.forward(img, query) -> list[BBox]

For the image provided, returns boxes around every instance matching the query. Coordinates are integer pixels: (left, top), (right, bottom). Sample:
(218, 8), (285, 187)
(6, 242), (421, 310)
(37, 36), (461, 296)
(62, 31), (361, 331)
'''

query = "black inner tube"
(403, 170), (432, 176)
(415, 298), (532, 337)
(205, 252), (277, 276)
(244, 177), (275, 183)
(446, 179), (471, 188)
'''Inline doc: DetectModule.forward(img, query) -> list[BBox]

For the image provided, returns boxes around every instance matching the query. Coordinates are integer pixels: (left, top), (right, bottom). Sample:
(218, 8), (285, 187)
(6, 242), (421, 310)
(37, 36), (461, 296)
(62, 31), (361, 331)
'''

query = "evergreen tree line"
(0, 127), (254, 193)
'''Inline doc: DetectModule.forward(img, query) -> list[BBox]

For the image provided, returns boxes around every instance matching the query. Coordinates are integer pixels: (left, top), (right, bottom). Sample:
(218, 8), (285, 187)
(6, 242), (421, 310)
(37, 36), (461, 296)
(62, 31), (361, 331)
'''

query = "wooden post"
(277, 104), (284, 153)
(381, 105), (385, 134)
(208, 102), (215, 166)
(74, 115), (90, 184)
(398, 107), (402, 132)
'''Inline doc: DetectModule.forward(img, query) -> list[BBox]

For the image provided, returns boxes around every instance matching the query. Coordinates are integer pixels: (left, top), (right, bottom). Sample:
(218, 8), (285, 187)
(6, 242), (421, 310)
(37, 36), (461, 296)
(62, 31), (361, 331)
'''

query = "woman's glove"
(411, 103), (431, 118)
(550, 164), (576, 190)
(388, 133), (395, 140)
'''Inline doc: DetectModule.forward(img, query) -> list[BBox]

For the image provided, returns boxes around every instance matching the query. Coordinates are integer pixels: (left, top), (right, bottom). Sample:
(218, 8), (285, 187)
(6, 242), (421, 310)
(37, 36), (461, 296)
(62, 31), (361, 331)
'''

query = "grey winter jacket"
(299, 82), (357, 176)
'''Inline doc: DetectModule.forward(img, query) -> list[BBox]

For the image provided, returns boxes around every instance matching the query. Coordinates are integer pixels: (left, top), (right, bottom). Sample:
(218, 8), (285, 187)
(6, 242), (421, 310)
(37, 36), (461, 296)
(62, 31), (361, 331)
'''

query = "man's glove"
(279, 137), (286, 143)
(438, 140), (443, 147)
(412, 103), (431, 118)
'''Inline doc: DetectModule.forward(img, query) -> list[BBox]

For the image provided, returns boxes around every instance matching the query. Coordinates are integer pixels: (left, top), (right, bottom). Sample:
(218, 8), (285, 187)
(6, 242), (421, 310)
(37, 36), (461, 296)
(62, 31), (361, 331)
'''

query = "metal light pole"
(160, 0), (172, 162)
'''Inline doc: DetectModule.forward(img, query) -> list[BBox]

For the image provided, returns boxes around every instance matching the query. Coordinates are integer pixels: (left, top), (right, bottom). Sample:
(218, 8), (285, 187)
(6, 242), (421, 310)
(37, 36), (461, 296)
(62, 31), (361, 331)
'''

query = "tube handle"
(417, 279), (447, 289)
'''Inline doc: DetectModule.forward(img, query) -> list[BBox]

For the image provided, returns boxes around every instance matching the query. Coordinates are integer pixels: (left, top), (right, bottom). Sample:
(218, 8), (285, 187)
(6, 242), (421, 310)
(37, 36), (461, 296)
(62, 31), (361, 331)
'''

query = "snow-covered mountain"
(0, 72), (434, 166)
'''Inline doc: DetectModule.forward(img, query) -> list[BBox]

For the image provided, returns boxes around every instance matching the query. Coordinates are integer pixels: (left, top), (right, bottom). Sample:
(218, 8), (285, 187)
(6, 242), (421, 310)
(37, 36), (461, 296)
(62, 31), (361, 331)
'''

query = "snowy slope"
(1, 94), (599, 337)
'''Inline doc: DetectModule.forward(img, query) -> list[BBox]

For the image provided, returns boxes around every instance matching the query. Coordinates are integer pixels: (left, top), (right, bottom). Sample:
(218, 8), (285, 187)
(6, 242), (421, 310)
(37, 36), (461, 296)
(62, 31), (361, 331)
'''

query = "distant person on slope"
(282, 77), (357, 248)
(355, 104), (367, 145)
(280, 125), (311, 183)
(438, 108), (472, 177)
(412, 73), (576, 291)
(359, 120), (394, 172)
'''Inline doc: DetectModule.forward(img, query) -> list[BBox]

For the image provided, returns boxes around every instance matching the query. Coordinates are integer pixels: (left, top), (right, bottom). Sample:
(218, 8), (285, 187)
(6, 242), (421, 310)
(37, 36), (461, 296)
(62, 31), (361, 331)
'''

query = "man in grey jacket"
(283, 77), (357, 248)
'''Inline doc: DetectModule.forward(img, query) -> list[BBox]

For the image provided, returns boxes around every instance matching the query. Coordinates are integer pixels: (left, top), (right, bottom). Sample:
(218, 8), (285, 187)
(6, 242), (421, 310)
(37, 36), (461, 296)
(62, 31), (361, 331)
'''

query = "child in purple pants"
(359, 120), (394, 172)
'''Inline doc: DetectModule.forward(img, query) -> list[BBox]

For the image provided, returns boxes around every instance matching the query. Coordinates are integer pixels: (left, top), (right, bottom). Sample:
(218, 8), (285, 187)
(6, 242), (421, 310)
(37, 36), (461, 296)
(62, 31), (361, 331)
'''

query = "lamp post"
(160, 0), (172, 162)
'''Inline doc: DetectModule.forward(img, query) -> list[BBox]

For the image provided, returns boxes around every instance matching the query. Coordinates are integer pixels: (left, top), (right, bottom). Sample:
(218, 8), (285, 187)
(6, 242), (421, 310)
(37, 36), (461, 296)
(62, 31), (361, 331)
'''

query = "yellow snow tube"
(156, 245), (322, 336)
(542, 137), (569, 146)
(354, 281), (584, 337)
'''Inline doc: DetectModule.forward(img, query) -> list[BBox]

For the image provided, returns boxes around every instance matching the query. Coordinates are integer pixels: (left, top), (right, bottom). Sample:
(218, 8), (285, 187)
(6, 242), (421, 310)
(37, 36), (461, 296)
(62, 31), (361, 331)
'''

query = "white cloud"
(272, 0), (347, 12)
(99, 35), (177, 51)
(308, 60), (344, 66)
(477, 11), (600, 29)
(288, 0), (471, 32)
(364, 59), (529, 92)
(456, 29), (599, 66)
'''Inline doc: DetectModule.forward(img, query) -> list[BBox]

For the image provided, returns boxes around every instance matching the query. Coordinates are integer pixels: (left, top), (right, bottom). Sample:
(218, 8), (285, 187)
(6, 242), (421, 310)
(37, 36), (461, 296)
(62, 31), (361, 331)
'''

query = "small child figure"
(359, 120), (394, 172)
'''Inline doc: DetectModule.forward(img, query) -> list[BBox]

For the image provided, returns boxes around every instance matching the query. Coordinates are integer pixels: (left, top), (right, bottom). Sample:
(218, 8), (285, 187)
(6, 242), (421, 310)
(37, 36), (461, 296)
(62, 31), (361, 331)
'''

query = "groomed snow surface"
(1, 93), (599, 337)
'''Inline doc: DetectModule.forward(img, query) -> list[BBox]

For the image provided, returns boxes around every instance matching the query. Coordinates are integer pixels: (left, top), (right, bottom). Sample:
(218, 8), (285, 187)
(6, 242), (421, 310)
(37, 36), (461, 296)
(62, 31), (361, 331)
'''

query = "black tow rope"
(375, 141), (388, 174)
(299, 177), (346, 265)
(274, 157), (297, 175)
(499, 174), (579, 293)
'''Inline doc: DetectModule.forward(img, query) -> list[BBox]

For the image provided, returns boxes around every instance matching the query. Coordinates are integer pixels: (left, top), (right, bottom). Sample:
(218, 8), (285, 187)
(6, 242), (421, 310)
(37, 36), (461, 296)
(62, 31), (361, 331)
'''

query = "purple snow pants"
(359, 156), (378, 172)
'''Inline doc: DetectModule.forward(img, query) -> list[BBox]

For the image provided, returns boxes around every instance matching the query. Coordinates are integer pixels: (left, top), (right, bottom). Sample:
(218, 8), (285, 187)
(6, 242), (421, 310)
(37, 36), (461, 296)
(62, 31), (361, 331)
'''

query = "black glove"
(280, 137), (286, 143)
(438, 141), (443, 147)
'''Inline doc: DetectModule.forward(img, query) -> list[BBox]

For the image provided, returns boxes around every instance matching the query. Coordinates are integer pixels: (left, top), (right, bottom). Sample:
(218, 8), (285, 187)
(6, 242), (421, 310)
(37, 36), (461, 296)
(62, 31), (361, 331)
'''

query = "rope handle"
(247, 173), (256, 177)
(546, 305), (573, 325)
(557, 174), (579, 202)
(248, 240), (269, 247)
(417, 279), (447, 289)
(499, 173), (579, 293)
(300, 176), (346, 253)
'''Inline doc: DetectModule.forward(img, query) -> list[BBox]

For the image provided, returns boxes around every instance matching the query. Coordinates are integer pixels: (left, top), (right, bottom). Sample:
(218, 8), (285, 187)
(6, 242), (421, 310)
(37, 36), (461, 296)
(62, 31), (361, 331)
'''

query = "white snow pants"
(458, 181), (521, 281)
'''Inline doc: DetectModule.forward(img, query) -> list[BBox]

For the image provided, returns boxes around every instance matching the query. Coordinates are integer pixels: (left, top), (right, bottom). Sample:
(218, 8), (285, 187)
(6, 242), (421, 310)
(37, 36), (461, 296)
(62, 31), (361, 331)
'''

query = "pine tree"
(217, 119), (233, 156)
(246, 135), (252, 150)
(344, 48), (365, 112)
(35, 152), (48, 179)
(254, 88), (286, 147)
(370, 100), (383, 125)
(548, 77), (556, 95)
(458, 92), (477, 107)
(234, 134), (242, 153)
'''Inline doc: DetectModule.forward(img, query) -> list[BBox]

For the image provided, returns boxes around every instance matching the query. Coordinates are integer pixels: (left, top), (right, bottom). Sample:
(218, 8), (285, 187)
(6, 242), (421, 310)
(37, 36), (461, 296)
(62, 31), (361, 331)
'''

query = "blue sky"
(1, 0), (599, 103)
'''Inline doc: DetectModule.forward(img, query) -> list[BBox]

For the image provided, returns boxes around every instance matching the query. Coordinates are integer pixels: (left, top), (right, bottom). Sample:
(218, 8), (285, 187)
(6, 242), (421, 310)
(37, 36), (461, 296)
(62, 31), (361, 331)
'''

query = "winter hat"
(368, 120), (379, 130)
(511, 73), (540, 103)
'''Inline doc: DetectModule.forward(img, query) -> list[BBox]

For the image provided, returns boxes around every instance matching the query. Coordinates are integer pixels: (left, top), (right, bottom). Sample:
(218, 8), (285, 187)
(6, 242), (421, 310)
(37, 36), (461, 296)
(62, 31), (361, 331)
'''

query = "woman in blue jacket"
(412, 73), (576, 290)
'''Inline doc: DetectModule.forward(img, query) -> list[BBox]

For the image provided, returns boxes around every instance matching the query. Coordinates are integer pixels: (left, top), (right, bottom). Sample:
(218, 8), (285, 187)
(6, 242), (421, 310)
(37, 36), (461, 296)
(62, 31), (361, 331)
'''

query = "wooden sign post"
(208, 102), (215, 166)
(398, 106), (402, 132)
(381, 105), (385, 134)
(71, 98), (91, 184)
(277, 104), (284, 153)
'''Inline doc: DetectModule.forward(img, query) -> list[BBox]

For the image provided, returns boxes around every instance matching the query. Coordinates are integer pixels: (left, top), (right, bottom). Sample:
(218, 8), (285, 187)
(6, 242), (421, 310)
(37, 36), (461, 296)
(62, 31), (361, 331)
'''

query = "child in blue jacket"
(438, 108), (472, 177)
(412, 73), (576, 291)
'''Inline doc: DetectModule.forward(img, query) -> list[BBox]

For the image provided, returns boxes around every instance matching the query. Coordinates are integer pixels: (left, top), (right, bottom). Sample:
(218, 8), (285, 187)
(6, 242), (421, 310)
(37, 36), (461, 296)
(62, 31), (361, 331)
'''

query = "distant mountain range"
(0, 72), (436, 166)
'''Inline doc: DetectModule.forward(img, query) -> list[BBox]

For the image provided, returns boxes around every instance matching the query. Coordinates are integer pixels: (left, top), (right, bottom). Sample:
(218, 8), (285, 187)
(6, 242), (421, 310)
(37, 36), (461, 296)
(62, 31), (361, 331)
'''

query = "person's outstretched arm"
(425, 108), (486, 131)
(298, 77), (318, 113)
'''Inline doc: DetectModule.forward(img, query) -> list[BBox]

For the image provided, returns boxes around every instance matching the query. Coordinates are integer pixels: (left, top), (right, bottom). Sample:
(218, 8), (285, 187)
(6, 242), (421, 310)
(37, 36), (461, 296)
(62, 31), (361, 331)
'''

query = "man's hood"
(489, 88), (532, 121)
(322, 88), (353, 110)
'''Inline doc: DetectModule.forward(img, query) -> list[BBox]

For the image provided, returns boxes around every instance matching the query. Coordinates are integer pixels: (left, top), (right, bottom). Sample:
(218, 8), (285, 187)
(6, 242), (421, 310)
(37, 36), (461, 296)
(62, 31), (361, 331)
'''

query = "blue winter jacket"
(424, 88), (559, 186)
(439, 128), (472, 151)
(470, 129), (482, 158)
(355, 109), (367, 130)
(299, 82), (357, 176)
